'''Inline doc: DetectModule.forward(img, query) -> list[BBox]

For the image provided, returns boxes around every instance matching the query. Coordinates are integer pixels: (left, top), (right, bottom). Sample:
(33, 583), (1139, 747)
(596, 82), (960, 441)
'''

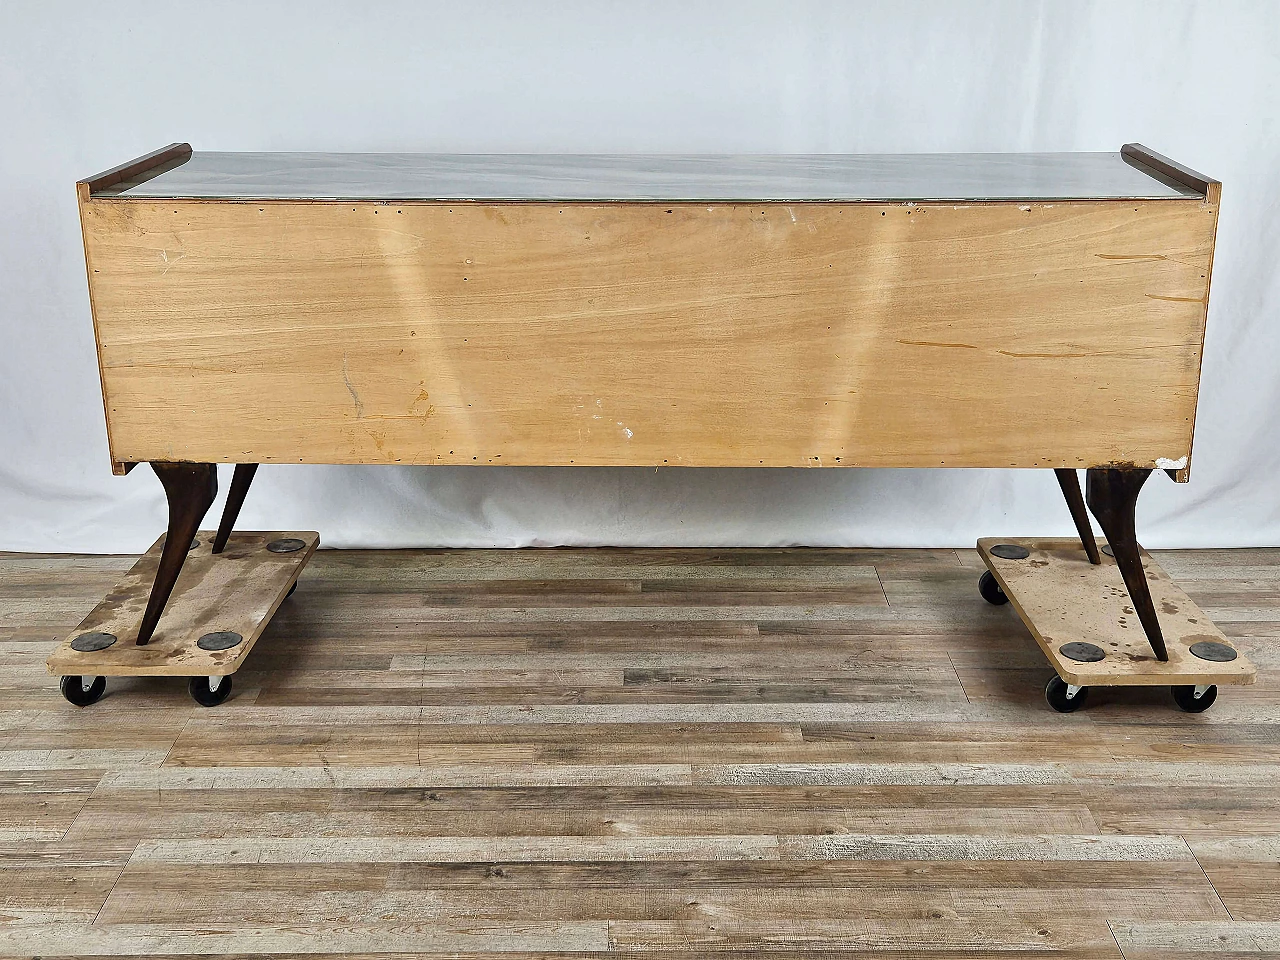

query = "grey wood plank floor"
(0, 546), (1277, 958)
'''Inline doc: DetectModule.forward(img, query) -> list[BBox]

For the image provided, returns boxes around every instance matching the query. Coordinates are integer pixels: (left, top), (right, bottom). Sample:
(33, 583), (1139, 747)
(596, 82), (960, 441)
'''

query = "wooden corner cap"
(80, 143), (193, 196)
(1121, 143), (1218, 198)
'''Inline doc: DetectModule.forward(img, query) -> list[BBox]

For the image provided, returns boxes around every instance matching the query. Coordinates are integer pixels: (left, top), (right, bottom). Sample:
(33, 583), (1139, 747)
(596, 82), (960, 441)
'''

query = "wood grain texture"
(79, 197), (1217, 470)
(2, 544), (1277, 958)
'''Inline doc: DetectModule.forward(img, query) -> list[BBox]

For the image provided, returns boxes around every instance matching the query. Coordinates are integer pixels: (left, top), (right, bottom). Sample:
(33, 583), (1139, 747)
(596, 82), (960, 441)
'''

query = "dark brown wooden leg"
(1054, 468), (1101, 565)
(136, 462), (218, 646)
(212, 463), (259, 555)
(1085, 467), (1167, 661)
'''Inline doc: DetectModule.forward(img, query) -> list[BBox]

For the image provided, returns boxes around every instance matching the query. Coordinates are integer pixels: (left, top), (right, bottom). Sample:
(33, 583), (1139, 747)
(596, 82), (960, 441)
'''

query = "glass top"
(96, 152), (1199, 202)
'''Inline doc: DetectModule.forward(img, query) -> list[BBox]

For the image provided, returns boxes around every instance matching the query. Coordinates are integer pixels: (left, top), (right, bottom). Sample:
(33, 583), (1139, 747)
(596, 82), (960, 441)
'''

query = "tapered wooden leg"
(212, 463), (259, 555)
(1085, 467), (1167, 661)
(135, 462), (218, 646)
(1054, 469), (1101, 565)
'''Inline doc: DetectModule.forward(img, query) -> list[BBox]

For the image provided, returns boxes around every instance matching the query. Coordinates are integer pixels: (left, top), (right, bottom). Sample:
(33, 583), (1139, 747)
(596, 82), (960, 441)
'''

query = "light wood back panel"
(79, 197), (1217, 469)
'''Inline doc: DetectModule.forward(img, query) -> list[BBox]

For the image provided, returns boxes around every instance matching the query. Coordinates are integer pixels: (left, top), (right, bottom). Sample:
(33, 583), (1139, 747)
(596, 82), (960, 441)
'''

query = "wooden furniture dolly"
(55, 143), (1253, 710)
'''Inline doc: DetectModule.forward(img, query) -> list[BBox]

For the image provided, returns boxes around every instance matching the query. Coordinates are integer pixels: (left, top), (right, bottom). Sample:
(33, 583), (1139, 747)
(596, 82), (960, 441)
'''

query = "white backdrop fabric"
(2, 1), (1277, 553)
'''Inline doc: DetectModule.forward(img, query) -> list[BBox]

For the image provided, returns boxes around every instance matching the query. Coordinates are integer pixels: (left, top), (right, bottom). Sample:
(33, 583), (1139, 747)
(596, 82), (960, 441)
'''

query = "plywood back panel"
(79, 197), (1217, 469)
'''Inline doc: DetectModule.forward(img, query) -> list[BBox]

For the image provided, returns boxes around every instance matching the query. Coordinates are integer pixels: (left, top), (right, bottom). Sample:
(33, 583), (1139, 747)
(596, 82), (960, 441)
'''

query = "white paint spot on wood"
(159, 249), (184, 275)
(1156, 456), (1188, 470)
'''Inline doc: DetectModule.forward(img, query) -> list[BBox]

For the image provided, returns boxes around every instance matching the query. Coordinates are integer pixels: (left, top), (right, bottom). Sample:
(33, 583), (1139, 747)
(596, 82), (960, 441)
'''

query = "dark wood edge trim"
(80, 143), (192, 195)
(1121, 143), (1217, 197)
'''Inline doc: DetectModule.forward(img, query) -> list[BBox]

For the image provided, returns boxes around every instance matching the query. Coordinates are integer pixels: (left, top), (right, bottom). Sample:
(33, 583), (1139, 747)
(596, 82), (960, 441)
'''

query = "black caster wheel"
(189, 675), (232, 707)
(59, 675), (105, 707)
(286, 581), (297, 599)
(1045, 675), (1089, 713)
(1172, 684), (1217, 713)
(978, 570), (1009, 605)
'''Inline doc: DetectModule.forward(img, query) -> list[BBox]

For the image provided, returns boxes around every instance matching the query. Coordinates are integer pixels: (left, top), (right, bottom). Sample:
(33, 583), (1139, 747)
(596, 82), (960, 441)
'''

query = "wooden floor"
(1, 546), (1278, 958)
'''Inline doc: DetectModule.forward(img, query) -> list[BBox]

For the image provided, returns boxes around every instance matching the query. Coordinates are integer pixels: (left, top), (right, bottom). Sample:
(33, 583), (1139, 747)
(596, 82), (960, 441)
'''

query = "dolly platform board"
(977, 536), (1253, 713)
(46, 531), (317, 703)
(72, 144), (1220, 698)
(977, 537), (1254, 687)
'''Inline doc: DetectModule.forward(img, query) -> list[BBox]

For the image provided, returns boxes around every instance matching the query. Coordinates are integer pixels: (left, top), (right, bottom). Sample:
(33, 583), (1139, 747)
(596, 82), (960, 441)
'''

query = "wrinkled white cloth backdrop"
(1, 1), (1277, 553)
